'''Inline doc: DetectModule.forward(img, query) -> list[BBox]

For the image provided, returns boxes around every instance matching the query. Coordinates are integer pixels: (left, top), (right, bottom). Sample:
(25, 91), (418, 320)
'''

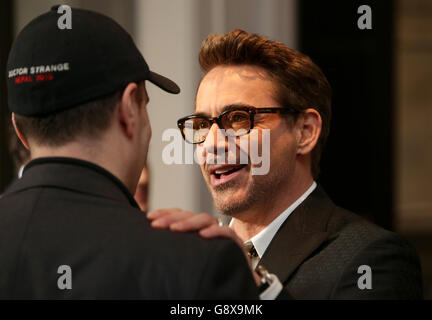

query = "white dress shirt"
(18, 164), (25, 179)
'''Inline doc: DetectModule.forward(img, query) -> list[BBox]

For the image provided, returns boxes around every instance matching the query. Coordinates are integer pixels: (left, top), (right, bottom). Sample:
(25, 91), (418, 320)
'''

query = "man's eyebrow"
(193, 104), (254, 117)
(221, 104), (254, 113)
(192, 111), (209, 117)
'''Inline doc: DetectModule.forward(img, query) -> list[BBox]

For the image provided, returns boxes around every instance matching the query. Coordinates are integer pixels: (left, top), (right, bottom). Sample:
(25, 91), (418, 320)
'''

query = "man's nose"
(203, 123), (227, 155)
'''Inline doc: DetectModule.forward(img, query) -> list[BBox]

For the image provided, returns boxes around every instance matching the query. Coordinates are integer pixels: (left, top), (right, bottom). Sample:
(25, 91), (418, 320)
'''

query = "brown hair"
(14, 82), (145, 147)
(199, 29), (332, 178)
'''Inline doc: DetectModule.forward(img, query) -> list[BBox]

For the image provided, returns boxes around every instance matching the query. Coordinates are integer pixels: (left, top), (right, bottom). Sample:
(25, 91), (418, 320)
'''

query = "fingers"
(170, 213), (218, 232)
(147, 208), (195, 229)
(146, 208), (180, 220)
(199, 225), (244, 248)
(147, 209), (220, 233)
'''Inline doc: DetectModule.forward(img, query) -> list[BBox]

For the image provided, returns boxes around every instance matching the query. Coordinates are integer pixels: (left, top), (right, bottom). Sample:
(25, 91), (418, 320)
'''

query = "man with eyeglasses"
(149, 29), (423, 299)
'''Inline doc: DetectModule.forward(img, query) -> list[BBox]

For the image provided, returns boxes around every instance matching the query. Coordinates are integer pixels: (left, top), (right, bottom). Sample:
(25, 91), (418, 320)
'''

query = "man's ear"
(117, 82), (140, 139)
(11, 113), (30, 150)
(296, 108), (322, 155)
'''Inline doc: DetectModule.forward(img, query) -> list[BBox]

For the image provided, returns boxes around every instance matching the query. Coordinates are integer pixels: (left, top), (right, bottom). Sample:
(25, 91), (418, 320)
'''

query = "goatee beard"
(211, 181), (259, 217)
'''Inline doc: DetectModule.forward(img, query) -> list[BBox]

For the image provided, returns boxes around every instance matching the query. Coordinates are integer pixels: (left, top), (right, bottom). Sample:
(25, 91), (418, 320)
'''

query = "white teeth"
(215, 169), (231, 174)
(214, 166), (242, 175)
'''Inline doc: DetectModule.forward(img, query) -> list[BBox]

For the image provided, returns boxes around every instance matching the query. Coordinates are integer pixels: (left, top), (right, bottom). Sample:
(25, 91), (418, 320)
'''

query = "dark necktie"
(244, 241), (259, 259)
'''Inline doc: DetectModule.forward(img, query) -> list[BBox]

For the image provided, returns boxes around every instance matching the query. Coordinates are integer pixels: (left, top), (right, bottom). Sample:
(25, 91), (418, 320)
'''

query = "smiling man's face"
(195, 65), (299, 217)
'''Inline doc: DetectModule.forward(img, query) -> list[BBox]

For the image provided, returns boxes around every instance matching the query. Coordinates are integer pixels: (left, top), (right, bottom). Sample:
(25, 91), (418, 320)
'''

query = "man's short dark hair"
(199, 29), (332, 179)
(14, 82), (144, 147)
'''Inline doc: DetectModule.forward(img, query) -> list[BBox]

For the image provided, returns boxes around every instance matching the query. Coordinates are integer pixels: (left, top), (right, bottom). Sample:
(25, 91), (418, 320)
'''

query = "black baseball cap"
(6, 5), (180, 116)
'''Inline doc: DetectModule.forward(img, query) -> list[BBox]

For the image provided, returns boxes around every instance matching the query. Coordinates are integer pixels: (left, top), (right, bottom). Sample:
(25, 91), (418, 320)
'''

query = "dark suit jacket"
(260, 186), (423, 299)
(0, 157), (258, 299)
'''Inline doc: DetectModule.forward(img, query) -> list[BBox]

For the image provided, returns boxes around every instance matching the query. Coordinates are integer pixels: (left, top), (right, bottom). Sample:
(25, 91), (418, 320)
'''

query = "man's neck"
(230, 175), (314, 242)
(30, 141), (137, 193)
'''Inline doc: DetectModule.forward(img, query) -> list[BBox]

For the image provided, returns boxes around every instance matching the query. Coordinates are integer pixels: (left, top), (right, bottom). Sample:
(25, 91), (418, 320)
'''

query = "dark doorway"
(298, 1), (394, 230)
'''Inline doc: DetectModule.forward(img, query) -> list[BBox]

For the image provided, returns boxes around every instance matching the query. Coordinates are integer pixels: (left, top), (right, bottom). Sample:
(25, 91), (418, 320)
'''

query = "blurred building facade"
(395, 0), (432, 297)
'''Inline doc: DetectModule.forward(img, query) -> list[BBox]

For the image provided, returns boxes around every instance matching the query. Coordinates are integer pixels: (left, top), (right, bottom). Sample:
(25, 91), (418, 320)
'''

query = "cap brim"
(148, 71), (180, 94)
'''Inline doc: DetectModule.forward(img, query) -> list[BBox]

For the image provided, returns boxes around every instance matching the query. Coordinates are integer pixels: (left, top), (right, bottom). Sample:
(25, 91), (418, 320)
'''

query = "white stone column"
(134, 0), (204, 212)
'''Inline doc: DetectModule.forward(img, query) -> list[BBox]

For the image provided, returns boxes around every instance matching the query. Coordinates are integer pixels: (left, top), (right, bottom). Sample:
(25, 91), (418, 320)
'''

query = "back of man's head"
(7, 6), (179, 149)
(13, 87), (139, 147)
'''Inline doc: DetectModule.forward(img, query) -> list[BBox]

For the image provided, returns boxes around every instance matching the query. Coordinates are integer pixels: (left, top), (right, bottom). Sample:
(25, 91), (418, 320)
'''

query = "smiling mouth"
(209, 164), (247, 187)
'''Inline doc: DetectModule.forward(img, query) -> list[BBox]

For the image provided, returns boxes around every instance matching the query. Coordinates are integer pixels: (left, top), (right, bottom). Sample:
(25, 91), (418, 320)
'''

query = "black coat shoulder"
(0, 158), (259, 299)
(288, 205), (423, 299)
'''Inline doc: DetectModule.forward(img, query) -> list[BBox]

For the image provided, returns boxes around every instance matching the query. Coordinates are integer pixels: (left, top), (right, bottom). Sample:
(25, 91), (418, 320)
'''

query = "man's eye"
(230, 113), (248, 122)
(195, 120), (208, 129)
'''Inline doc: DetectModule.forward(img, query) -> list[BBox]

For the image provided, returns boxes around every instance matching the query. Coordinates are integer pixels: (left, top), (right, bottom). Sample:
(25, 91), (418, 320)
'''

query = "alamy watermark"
(57, 5), (72, 30)
(357, 264), (372, 290)
(161, 128), (271, 175)
(57, 265), (72, 290)
(357, 5), (372, 30)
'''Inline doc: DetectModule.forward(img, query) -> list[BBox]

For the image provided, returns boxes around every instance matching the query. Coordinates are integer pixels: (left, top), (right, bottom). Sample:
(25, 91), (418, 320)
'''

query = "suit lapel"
(258, 186), (335, 284)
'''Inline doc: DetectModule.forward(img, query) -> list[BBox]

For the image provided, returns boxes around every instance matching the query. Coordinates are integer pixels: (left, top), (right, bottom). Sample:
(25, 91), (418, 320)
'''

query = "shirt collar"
(231, 181), (317, 259)
(22, 157), (140, 209)
(17, 164), (25, 179)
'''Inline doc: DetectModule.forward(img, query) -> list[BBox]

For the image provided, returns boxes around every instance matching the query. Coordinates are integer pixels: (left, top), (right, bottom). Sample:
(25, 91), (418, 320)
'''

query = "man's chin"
(211, 179), (238, 192)
(211, 187), (254, 216)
